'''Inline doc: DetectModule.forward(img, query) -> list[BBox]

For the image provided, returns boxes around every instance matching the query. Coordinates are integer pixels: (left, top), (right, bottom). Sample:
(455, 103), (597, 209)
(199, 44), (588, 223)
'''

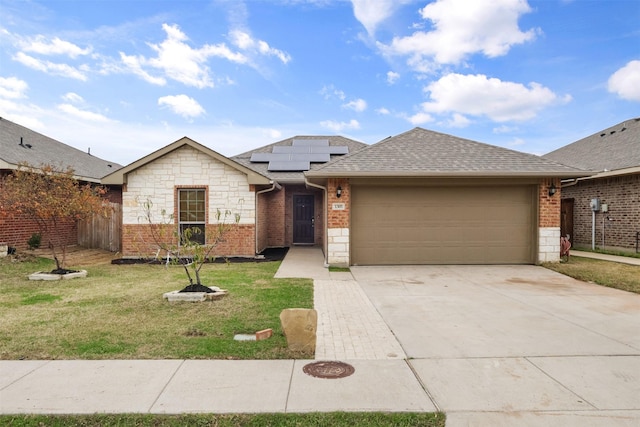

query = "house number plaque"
(332, 203), (346, 210)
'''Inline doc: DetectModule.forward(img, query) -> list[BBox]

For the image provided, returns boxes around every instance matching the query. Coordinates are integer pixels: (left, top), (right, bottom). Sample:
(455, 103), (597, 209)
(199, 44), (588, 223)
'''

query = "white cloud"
(262, 128), (282, 140)
(386, 71), (400, 84)
(509, 137), (525, 146)
(0, 76), (28, 99)
(420, 73), (569, 122)
(407, 112), (434, 125)
(376, 107), (390, 115)
(62, 92), (84, 104)
(320, 84), (346, 101)
(158, 94), (205, 119)
(351, 0), (413, 36)
(320, 119), (360, 132)
(607, 60), (640, 102)
(57, 104), (111, 122)
(20, 36), (92, 58)
(379, 0), (538, 70)
(13, 52), (88, 81)
(122, 23), (248, 89)
(493, 124), (519, 133)
(342, 98), (367, 112)
(229, 30), (291, 64)
(446, 113), (471, 127)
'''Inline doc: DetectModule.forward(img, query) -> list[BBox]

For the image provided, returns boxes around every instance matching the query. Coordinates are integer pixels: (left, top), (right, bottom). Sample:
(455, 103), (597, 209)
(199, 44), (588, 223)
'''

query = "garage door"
(351, 185), (535, 265)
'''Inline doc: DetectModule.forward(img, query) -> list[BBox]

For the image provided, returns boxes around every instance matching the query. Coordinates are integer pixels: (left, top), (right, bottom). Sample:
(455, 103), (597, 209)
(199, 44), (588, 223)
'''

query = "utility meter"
(590, 198), (600, 211)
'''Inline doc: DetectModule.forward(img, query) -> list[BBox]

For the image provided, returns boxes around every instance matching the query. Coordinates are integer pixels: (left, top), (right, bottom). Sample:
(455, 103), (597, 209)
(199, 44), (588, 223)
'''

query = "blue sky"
(0, 0), (638, 166)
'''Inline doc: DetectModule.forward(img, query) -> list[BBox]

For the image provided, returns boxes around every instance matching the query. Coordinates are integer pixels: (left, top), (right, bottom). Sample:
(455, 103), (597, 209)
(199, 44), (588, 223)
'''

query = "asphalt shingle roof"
(544, 117), (640, 172)
(306, 127), (589, 178)
(232, 135), (367, 183)
(0, 117), (121, 181)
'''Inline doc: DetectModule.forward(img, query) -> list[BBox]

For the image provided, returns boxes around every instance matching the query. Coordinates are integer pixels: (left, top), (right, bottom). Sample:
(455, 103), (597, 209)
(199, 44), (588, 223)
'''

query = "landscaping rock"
(279, 308), (317, 353)
(163, 287), (228, 302)
(28, 270), (88, 281)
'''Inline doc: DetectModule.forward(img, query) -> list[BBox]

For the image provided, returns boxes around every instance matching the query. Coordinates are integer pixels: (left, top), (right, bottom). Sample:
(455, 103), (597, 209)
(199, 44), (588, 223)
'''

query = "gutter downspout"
(305, 177), (329, 267)
(255, 181), (281, 255)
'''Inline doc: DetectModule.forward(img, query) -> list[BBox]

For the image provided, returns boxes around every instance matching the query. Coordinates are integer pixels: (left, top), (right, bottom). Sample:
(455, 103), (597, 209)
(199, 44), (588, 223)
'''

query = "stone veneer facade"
(121, 145), (256, 257)
(325, 177), (563, 266)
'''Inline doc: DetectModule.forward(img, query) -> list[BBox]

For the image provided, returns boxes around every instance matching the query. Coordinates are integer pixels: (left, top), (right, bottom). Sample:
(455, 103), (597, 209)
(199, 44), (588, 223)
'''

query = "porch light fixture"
(336, 186), (342, 198)
(548, 183), (557, 197)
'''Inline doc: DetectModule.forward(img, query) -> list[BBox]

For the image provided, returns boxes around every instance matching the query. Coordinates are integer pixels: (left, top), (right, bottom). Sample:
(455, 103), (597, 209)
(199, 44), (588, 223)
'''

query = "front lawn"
(0, 256), (313, 360)
(544, 256), (640, 294)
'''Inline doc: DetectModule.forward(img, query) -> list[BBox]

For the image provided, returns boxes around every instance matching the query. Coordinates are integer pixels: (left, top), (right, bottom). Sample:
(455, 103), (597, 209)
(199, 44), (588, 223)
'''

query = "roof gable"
(544, 117), (640, 172)
(307, 127), (589, 178)
(0, 117), (121, 182)
(102, 137), (271, 185)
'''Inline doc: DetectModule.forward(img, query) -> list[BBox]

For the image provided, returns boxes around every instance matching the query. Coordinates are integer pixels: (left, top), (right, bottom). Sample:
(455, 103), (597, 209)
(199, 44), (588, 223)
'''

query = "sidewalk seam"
(148, 359), (185, 413)
(284, 360), (296, 413)
(406, 359), (441, 413)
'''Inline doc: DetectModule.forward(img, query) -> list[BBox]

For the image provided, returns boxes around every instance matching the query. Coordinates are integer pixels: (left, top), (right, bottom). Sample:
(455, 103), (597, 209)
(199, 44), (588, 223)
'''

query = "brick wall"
(122, 223), (255, 257)
(538, 178), (561, 263)
(562, 173), (640, 251)
(265, 188), (285, 248)
(327, 178), (350, 266)
(0, 211), (77, 251)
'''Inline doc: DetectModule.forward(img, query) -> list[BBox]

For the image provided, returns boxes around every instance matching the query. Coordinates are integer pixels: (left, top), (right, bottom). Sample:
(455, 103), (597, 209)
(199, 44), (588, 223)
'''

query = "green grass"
(0, 257), (313, 360)
(328, 266), (351, 272)
(544, 256), (640, 294)
(0, 413), (445, 427)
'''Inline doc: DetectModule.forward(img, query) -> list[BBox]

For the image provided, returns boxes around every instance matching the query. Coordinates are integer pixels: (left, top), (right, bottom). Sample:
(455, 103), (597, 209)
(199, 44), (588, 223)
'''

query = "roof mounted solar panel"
(268, 160), (310, 171)
(292, 139), (329, 146)
(272, 146), (312, 154)
(309, 146), (349, 155)
(250, 153), (273, 162)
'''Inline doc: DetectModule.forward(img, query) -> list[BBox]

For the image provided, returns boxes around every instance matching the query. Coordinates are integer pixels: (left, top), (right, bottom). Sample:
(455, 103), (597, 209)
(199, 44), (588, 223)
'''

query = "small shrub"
(27, 233), (41, 249)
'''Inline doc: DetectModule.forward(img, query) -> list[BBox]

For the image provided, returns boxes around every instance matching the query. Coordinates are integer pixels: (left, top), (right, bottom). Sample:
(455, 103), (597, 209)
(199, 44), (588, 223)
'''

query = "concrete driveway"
(352, 265), (640, 426)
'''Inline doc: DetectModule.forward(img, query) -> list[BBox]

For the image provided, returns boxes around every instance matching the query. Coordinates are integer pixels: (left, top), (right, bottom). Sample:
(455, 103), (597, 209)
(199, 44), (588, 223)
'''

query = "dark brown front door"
(293, 195), (315, 244)
(561, 198), (574, 241)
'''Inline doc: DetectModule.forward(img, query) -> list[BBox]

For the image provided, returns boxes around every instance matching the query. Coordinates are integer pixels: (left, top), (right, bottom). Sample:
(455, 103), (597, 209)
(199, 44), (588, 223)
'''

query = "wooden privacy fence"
(78, 202), (122, 252)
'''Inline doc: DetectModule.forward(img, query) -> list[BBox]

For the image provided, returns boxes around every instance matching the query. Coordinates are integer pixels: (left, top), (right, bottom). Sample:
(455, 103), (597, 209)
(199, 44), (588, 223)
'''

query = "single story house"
(104, 127), (589, 265)
(544, 117), (640, 252)
(0, 117), (121, 251)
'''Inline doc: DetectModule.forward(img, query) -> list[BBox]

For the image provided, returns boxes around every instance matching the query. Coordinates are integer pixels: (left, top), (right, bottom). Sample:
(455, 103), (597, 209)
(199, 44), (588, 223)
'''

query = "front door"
(561, 198), (574, 241)
(293, 195), (315, 244)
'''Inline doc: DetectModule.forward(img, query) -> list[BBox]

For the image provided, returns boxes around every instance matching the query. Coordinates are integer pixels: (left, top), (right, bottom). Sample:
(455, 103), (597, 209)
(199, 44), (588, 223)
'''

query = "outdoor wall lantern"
(336, 186), (342, 198)
(548, 183), (557, 197)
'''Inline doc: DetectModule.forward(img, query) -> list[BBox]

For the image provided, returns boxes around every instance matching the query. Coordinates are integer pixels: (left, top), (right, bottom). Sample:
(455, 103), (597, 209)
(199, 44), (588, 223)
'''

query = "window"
(178, 189), (206, 245)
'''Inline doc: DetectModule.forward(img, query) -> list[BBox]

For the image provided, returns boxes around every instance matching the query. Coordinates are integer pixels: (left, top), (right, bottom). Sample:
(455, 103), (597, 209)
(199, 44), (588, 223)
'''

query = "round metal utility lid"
(303, 361), (355, 379)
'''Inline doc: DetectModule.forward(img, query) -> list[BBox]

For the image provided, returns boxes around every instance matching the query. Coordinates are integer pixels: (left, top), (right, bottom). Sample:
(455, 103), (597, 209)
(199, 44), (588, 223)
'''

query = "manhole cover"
(303, 361), (355, 379)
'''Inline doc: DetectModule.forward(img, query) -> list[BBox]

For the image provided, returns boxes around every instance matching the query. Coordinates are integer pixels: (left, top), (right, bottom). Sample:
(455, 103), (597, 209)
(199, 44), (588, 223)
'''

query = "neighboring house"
(107, 127), (589, 265)
(305, 127), (589, 266)
(101, 135), (366, 258)
(0, 117), (121, 251)
(544, 117), (640, 253)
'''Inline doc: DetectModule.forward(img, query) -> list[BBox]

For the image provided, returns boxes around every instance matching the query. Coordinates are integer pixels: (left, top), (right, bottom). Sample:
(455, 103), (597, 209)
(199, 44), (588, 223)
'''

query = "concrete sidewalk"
(0, 359), (436, 414)
(571, 250), (640, 266)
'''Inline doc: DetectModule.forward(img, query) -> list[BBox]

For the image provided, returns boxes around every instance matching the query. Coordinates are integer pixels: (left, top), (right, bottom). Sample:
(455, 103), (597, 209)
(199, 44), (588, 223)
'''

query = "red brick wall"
(0, 211), (77, 251)
(539, 178), (561, 227)
(327, 178), (350, 229)
(265, 188), (285, 248)
(122, 223), (256, 257)
(561, 173), (640, 251)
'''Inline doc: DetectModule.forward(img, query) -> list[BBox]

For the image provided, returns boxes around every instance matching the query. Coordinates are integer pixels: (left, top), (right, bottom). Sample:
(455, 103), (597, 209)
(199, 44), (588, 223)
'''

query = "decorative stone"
(28, 270), (88, 281)
(163, 287), (228, 302)
(0, 243), (7, 258)
(255, 328), (273, 341)
(279, 308), (317, 353)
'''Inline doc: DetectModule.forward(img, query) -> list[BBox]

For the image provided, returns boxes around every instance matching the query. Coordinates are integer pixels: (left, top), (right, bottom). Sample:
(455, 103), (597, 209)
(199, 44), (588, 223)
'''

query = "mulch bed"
(111, 247), (289, 265)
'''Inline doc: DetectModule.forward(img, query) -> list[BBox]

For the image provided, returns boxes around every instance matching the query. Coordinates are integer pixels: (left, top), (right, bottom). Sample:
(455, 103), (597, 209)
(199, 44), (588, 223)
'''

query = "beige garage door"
(351, 185), (536, 265)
